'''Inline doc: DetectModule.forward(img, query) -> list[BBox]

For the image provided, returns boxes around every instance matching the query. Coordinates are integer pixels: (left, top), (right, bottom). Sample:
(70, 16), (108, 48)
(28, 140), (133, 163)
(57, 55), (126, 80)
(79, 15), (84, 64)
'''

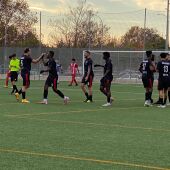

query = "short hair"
(72, 58), (76, 61)
(103, 52), (110, 59)
(146, 50), (152, 57)
(160, 53), (168, 59)
(9, 53), (16, 59)
(24, 48), (30, 53)
(85, 50), (91, 55)
(49, 51), (54, 57)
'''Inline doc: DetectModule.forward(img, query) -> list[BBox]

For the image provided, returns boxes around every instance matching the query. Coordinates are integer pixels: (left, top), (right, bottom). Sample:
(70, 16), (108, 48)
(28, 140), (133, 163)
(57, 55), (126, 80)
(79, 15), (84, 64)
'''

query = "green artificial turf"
(0, 80), (170, 170)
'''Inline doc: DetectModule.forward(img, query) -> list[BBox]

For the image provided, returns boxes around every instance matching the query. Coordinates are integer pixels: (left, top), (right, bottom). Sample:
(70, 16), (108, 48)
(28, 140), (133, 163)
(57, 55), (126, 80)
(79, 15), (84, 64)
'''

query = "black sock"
(89, 95), (92, 101)
(148, 92), (152, 100)
(56, 90), (64, 98)
(160, 98), (163, 105)
(43, 89), (48, 99)
(107, 96), (111, 103)
(85, 92), (89, 99)
(18, 89), (22, 94)
(22, 91), (26, 99)
(145, 92), (149, 100)
(168, 91), (170, 102)
(164, 97), (167, 105)
(13, 85), (18, 93)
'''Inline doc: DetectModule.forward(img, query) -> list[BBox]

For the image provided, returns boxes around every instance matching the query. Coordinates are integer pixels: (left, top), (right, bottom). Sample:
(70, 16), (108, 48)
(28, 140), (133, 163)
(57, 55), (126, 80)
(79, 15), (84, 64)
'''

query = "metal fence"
(0, 47), (167, 83)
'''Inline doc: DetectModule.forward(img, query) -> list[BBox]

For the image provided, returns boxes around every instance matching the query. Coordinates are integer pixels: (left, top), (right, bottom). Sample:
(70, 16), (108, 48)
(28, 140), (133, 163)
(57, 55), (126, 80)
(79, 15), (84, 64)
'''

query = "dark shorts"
(100, 76), (113, 89)
(81, 74), (94, 87)
(142, 75), (153, 88)
(45, 76), (58, 90)
(158, 78), (170, 90)
(10, 71), (18, 82)
(21, 72), (30, 87)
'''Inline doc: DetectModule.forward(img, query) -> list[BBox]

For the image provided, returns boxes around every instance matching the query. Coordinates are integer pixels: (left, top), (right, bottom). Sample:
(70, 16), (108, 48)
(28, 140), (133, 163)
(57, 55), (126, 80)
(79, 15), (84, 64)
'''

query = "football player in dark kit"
(95, 52), (114, 106)
(156, 53), (170, 108)
(15, 48), (44, 103)
(81, 51), (94, 102)
(139, 51), (156, 107)
(39, 51), (69, 105)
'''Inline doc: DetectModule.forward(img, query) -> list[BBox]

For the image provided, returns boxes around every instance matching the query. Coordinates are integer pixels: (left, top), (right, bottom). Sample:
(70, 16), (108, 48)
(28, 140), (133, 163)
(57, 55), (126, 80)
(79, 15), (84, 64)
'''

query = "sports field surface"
(0, 80), (170, 170)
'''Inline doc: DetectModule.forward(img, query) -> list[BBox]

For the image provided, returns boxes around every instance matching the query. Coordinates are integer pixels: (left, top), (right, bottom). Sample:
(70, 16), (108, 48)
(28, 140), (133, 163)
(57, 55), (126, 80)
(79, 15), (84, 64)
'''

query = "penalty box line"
(0, 148), (169, 170)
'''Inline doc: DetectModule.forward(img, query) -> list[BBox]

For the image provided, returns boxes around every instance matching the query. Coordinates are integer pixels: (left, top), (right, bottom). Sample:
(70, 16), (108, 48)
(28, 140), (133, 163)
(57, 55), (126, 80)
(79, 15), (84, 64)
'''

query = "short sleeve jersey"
(70, 63), (78, 75)
(140, 59), (153, 78)
(47, 58), (58, 78)
(84, 58), (93, 75)
(157, 60), (170, 80)
(104, 59), (113, 78)
(20, 55), (32, 73)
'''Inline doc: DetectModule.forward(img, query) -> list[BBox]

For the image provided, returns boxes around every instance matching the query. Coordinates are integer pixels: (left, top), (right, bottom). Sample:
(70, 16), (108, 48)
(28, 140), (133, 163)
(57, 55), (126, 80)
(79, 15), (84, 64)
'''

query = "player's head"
(146, 50), (152, 58)
(160, 53), (168, 60)
(9, 55), (13, 60)
(24, 48), (31, 55)
(167, 53), (170, 61)
(103, 52), (110, 60)
(47, 51), (54, 59)
(84, 51), (91, 59)
(11, 53), (16, 60)
(72, 58), (76, 62)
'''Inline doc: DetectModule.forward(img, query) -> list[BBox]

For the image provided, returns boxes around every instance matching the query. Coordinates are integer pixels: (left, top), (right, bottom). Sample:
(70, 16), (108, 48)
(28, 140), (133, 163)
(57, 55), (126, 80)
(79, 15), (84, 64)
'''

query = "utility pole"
(143, 8), (147, 51)
(166, 0), (169, 50)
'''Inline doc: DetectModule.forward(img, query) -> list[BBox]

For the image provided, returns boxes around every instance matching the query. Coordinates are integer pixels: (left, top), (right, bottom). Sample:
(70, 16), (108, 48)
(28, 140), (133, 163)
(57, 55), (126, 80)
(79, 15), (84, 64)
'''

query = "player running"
(139, 51), (156, 107)
(15, 48), (43, 103)
(156, 53), (170, 108)
(95, 52), (114, 107)
(39, 51), (69, 105)
(81, 51), (94, 102)
(68, 58), (79, 86)
(9, 54), (20, 95)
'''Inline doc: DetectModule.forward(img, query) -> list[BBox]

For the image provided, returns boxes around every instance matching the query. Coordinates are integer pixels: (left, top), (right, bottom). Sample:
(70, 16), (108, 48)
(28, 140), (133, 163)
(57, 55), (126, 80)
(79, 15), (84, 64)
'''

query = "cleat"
(64, 96), (69, 104)
(154, 100), (161, 105)
(84, 99), (88, 103)
(102, 103), (112, 107)
(87, 100), (93, 103)
(15, 93), (20, 101)
(37, 100), (48, 105)
(144, 100), (151, 107)
(4, 85), (8, 88)
(22, 99), (30, 103)
(157, 105), (166, 108)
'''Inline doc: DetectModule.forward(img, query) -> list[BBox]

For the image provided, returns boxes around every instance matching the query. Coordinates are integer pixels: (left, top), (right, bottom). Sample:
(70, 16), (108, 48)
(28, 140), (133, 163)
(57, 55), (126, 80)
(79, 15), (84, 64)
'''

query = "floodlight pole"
(166, 0), (169, 50)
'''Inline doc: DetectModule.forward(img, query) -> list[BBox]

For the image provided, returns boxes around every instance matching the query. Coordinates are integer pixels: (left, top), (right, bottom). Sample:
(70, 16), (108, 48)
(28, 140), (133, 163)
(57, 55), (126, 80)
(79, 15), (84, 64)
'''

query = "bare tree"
(48, 0), (110, 48)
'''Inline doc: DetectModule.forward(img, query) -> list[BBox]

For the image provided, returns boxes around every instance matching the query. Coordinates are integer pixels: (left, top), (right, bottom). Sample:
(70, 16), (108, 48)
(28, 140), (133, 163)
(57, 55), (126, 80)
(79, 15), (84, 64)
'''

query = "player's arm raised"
(32, 53), (44, 64)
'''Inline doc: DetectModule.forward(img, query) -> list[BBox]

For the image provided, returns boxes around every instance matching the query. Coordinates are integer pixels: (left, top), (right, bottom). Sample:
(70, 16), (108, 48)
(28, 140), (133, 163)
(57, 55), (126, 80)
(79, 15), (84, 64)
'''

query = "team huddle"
(5, 49), (114, 107)
(139, 51), (170, 108)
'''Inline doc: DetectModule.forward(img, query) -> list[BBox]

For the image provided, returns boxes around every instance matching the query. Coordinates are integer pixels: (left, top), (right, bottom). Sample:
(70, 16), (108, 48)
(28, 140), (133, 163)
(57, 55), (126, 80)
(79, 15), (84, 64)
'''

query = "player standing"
(39, 51), (69, 105)
(69, 58), (79, 86)
(139, 51), (156, 106)
(9, 54), (20, 95)
(95, 52), (114, 106)
(156, 53), (170, 108)
(15, 48), (43, 103)
(81, 51), (94, 102)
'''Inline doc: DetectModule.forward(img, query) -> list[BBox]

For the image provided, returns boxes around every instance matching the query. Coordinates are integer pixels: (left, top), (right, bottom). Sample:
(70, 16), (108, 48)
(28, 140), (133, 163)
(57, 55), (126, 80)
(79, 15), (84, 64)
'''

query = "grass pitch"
(0, 80), (170, 170)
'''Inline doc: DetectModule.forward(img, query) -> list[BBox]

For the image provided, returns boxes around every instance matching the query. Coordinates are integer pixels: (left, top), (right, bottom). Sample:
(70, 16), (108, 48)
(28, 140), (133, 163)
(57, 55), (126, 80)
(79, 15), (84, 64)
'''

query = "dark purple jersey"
(47, 58), (58, 78)
(157, 60), (170, 80)
(20, 55), (33, 73)
(139, 59), (153, 78)
(104, 59), (113, 78)
(84, 58), (94, 76)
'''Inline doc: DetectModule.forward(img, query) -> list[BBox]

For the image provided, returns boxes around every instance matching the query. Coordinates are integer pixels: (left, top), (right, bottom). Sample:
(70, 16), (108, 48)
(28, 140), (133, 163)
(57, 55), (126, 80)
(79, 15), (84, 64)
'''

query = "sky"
(27, 0), (167, 44)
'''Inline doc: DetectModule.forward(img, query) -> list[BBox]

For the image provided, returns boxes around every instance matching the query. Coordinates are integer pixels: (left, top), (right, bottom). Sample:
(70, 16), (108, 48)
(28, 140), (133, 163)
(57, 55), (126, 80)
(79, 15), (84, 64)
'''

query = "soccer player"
(15, 48), (43, 103)
(68, 58), (79, 86)
(81, 51), (94, 102)
(139, 51), (156, 106)
(156, 53), (170, 108)
(9, 54), (20, 95)
(4, 55), (12, 88)
(39, 51), (69, 105)
(96, 52), (114, 107)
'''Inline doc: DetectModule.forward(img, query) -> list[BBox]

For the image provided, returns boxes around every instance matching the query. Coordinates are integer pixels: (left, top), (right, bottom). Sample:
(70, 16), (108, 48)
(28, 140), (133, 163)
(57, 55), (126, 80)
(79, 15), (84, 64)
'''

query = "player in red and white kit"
(68, 58), (79, 86)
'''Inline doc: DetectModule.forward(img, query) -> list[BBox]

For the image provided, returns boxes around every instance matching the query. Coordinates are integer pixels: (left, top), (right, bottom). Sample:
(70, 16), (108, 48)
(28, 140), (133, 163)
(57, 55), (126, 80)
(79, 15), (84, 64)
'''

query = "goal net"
(83, 50), (169, 83)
